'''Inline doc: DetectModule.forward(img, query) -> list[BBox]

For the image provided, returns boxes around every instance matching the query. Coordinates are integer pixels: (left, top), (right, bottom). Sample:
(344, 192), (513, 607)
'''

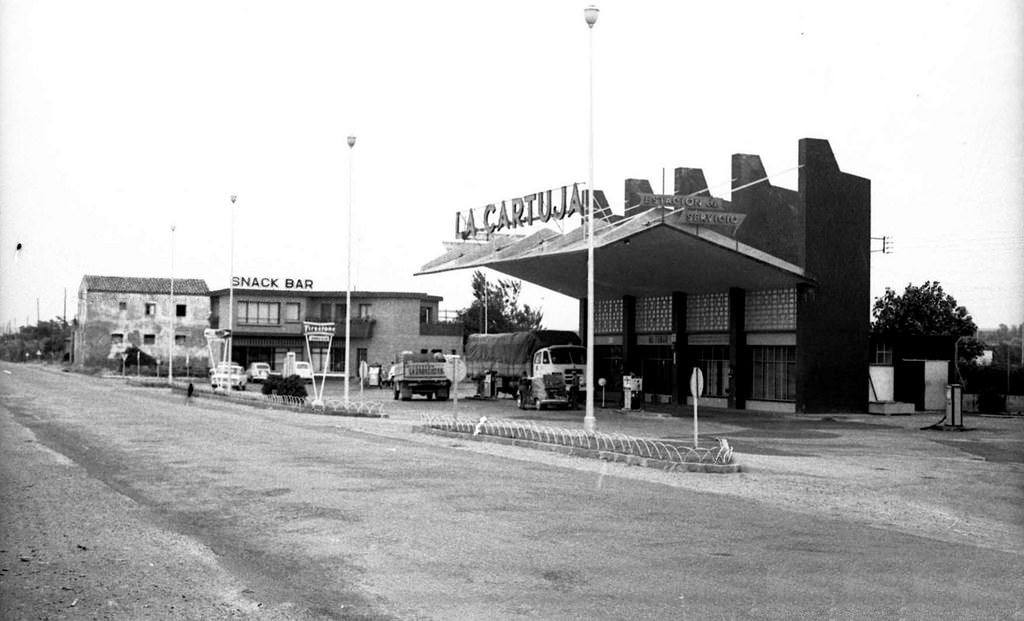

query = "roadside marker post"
(689, 367), (704, 448)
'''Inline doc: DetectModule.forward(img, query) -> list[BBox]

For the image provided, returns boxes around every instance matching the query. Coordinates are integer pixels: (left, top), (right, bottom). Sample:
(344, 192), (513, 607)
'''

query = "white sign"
(689, 367), (705, 397)
(689, 367), (703, 448)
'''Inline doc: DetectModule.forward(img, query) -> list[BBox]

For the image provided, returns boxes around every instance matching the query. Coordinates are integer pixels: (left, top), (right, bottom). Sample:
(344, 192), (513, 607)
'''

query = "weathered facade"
(208, 288), (463, 376)
(73, 275), (211, 372)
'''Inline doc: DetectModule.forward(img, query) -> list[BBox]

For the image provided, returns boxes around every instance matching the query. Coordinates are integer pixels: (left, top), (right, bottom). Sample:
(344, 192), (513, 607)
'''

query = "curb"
(166, 384), (388, 418)
(414, 426), (743, 474)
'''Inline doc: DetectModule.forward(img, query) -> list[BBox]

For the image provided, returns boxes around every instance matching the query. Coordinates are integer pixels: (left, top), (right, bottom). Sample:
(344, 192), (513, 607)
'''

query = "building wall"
(795, 139), (871, 413)
(75, 288), (210, 371)
(212, 290), (461, 375)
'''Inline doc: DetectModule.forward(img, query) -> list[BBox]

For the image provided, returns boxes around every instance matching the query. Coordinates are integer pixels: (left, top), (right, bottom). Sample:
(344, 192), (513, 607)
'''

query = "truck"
(464, 330), (587, 410)
(390, 352), (452, 401)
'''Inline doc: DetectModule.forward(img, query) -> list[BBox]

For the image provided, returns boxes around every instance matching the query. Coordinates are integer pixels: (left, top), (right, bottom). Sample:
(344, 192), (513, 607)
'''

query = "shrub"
(261, 374), (308, 399)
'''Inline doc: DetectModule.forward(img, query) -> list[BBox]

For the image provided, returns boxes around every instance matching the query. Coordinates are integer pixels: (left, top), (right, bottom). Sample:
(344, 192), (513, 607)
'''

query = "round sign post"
(689, 367), (704, 448)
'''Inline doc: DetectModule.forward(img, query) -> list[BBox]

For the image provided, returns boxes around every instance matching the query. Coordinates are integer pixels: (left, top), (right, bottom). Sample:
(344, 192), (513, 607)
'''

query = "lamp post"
(228, 194), (236, 368)
(345, 135), (356, 404)
(583, 4), (599, 433)
(168, 224), (175, 385)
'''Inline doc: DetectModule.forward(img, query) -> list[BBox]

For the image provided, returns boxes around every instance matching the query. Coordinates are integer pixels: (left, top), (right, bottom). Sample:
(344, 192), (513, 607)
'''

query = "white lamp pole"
(228, 194), (236, 367)
(583, 4), (599, 433)
(345, 135), (356, 404)
(168, 224), (176, 385)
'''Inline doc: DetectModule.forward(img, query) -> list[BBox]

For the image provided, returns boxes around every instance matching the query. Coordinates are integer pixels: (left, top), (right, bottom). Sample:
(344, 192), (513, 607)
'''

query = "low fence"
(419, 414), (735, 466)
(152, 380), (386, 417)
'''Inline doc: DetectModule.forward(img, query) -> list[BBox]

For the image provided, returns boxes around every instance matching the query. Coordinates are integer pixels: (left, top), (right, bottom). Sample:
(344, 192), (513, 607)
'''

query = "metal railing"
(418, 415), (734, 465)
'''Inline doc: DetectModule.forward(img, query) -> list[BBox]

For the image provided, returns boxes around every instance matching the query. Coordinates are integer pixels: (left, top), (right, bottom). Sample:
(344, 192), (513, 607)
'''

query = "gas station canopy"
(417, 207), (815, 300)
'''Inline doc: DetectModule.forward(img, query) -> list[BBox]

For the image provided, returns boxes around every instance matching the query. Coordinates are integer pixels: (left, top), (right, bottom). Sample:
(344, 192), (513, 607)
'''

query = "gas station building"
(419, 138), (870, 413)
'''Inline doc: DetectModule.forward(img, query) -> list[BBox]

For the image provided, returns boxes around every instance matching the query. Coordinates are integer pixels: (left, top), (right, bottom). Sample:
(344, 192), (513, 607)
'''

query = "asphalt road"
(2, 363), (1022, 620)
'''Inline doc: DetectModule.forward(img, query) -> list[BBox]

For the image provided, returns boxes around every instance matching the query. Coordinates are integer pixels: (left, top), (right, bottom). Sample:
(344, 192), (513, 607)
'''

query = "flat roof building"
(419, 138), (870, 413)
(208, 287), (463, 377)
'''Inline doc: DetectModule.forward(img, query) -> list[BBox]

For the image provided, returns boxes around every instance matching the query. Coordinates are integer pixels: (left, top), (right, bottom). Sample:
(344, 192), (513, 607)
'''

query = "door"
(894, 360), (925, 410)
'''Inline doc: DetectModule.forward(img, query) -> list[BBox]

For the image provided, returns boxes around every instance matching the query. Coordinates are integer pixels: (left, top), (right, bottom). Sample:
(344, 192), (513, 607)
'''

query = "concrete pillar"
(672, 291), (687, 405)
(728, 287), (746, 410)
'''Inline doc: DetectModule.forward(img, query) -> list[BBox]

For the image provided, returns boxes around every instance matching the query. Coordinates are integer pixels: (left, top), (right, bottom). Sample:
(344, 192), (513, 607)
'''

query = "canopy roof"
(418, 207), (815, 300)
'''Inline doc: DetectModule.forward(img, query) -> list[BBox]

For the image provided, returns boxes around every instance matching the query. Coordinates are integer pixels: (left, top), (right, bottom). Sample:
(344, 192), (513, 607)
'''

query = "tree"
(871, 281), (982, 360)
(458, 270), (544, 334)
(0, 317), (71, 362)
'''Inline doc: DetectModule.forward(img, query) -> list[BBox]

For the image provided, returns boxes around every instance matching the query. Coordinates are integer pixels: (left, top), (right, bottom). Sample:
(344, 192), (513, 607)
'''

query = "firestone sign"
(456, 183), (591, 239)
(303, 322), (335, 343)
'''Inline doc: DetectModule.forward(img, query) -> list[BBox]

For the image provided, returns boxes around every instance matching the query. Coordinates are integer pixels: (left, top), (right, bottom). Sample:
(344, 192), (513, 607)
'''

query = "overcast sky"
(1, 0), (1021, 333)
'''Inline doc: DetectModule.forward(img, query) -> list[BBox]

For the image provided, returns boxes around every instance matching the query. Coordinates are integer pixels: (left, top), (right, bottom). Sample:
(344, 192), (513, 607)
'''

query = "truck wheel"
(516, 392), (526, 410)
(400, 385), (413, 401)
(426, 392), (434, 401)
(436, 387), (450, 401)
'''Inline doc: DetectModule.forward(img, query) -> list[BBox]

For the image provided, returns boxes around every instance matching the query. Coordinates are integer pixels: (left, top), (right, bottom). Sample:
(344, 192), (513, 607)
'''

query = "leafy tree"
(0, 318), (71, 362)
(458, 270), (544, 334)
(871, 281), (982, 360)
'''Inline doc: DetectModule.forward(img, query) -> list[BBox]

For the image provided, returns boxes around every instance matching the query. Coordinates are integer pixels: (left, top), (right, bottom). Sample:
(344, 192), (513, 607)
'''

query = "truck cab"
(517, 344), (587, 410)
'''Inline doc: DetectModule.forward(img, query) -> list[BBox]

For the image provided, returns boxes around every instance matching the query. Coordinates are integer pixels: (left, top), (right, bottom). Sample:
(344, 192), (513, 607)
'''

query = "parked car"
(246, 362), (271, 383)
(210, 362), (247, 390)
(293, 361), (314, 383)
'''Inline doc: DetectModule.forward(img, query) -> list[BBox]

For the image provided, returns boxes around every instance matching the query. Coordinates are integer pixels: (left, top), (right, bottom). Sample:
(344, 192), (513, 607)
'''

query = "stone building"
(208, 287), (463, 376)
(73, 275), (211, 372)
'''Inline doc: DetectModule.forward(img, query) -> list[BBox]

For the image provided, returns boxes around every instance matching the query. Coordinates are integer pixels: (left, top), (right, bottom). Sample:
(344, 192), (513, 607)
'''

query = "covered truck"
(391, 352), (452, 401)
(464, 330), (586, 409)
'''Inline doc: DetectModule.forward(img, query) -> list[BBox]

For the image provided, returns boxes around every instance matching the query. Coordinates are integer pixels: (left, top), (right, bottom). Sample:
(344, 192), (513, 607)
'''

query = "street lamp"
(583, 4), (599, 434)
(168, 224), (176, 385)
(228, 194), (236, 368)
(345, 135), (356, 404)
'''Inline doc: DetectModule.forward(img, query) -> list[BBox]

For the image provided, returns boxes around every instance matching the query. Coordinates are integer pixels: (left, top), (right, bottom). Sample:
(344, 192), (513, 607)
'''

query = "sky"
(1, 0), (1022, 334)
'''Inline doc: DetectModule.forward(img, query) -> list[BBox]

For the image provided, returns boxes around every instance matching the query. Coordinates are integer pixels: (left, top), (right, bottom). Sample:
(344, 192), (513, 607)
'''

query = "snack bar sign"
(232, 276), (314, 290)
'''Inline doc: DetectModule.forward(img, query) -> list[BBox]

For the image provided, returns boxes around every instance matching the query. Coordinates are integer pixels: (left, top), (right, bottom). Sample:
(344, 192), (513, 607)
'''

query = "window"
(111, 333), (124, 345)
(143, 334), (156, 345)
(285, 302), (300, 322)
(420, 306), (432, 324)
(751, 346), (796, 401)
(874, 342), (893, 365)
(176, 304), (187, 318)
(174, 334), (186, 345)
(145, 302), (157, 316)
(118, 301), (127, 311)
(237, 301), (280, 325)
(359, 304), (372, 319)
(335, 304), (346, 321)
(320, 303), (332, 321)
(692, 345), (729, 398)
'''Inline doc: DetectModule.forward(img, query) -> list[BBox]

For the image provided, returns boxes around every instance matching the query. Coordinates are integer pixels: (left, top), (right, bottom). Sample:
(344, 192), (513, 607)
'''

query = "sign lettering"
(639, 193), (724, 210)
(456, 183), (591, 240)
(638, 193), (746, 229)
(231, 276), (314, 290)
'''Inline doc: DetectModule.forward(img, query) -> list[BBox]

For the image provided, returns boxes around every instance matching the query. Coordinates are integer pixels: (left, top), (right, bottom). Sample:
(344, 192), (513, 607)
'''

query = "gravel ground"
(324, 405), (1024, 556)
(0, 378), (319, 620)
(2, 365), (1022, 619)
